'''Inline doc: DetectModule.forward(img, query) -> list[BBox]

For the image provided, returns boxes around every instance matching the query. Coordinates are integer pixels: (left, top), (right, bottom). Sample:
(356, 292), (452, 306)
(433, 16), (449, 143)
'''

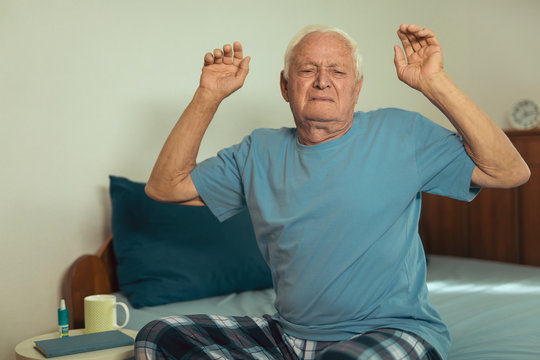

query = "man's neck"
(295, 117), (354, 145)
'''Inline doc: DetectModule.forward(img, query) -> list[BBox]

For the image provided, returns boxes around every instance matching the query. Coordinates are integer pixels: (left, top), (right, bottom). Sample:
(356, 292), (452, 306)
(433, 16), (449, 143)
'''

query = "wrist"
(195, 86), (225, 101)
(193, 87), (225, 110)
(419, 71), (456, 100)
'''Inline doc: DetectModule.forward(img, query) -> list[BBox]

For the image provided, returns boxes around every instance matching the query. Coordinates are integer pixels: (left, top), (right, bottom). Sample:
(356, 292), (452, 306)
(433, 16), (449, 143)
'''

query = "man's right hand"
(199, 41), (251, 101)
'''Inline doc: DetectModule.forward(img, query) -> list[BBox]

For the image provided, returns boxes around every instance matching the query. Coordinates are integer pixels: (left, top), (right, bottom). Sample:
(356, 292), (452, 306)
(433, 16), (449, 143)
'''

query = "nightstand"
(14, 329), (138, 360)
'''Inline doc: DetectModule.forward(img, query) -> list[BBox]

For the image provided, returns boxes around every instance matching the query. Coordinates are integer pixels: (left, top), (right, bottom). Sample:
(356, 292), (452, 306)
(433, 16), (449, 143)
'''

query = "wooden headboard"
(63, 236), (119, 329)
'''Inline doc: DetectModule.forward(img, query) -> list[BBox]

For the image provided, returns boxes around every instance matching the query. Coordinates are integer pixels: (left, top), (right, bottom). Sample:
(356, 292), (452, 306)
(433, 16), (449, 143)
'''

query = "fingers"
(397, 24), (439, 55)
(203, 42), (246, 67)
(239, 56), (251, 71)
(233, 42), (245, 65)
(213, 48), (224, 64)
(222, 44), (233, 65)
(393, 45), (406, 73)
(203, 52), (214, 66)
(397, 27), (415, 58)
(401, 24), (423, 52)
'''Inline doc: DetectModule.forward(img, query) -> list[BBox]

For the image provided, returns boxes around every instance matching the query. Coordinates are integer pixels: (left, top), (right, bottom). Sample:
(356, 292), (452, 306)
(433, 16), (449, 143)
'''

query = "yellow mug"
(84, 294), (130, 333)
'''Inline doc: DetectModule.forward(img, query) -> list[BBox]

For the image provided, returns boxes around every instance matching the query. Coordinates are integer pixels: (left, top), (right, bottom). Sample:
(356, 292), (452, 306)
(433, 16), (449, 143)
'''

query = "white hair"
(283, 25), (363, 81)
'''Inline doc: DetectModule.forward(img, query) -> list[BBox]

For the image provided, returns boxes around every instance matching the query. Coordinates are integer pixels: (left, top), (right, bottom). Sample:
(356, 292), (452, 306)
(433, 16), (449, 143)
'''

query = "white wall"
(1, 0), (539, 357)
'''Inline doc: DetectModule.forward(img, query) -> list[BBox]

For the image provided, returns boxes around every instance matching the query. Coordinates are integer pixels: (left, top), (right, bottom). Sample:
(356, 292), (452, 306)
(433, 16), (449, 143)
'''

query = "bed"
(63, 176), (540, 359)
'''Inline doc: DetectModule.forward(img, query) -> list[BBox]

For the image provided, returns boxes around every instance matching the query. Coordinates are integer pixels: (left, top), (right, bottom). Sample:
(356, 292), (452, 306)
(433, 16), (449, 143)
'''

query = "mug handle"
(114, 302), (130, 329)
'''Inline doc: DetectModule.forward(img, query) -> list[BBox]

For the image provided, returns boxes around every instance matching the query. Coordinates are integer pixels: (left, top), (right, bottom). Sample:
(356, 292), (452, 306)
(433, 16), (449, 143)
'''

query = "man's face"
(281, 32), (363, 132)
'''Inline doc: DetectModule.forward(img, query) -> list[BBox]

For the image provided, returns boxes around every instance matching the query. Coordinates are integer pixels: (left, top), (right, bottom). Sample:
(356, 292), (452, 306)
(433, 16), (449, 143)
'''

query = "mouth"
(310, 96), (334, 102)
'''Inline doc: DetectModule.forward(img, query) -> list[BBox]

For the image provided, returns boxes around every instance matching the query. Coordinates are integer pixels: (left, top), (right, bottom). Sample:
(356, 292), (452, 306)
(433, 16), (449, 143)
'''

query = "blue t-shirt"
(191, 108), (479, 359)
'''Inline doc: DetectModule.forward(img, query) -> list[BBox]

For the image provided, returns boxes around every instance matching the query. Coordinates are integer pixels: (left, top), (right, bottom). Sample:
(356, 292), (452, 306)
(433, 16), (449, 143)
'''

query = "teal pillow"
(109, 175), (273, 308)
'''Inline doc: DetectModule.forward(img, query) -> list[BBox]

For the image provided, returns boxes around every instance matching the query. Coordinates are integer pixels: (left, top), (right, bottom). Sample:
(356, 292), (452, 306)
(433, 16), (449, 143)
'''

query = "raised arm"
(393, 24), (530, 188)
(145, 42), (250, 205)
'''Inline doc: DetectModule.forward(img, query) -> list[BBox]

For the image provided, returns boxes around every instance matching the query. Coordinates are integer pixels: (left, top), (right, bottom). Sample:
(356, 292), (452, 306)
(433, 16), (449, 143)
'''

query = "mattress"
(117, 255), (540, 359)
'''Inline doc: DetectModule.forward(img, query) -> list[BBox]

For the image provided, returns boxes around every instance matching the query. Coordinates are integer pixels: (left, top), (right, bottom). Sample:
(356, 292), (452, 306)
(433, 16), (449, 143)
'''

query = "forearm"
(146, 87), (222, 202)
(145, 41), (249, 203)
(421, 72), (530, 188)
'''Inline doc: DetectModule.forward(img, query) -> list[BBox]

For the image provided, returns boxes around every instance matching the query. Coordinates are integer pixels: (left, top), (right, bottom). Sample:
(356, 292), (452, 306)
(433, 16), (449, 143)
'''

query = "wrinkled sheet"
(118, 255), (540, 359)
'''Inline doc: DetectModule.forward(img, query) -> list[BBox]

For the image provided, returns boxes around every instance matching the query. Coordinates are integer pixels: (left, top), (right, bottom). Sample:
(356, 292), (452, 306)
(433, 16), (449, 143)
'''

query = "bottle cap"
(58, 299), (69, 324)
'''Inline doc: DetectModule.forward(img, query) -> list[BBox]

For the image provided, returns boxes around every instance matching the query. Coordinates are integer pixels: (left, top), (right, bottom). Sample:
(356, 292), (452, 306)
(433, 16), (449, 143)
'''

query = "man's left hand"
(394, 24), (444, 92)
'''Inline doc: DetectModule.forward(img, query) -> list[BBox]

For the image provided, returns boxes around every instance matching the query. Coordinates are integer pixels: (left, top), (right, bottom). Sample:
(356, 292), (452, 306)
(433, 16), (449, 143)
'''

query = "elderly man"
(136, 24), (529, 360)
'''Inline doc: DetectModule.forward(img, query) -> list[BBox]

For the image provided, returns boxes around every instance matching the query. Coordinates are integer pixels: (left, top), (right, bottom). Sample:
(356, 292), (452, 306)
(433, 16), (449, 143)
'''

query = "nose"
(314, 69), (330, 89)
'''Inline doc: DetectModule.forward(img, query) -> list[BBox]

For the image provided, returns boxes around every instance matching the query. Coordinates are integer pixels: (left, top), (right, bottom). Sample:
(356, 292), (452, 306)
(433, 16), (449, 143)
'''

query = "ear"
(353, 76), (364, 104)
(280, 70), (289, 102)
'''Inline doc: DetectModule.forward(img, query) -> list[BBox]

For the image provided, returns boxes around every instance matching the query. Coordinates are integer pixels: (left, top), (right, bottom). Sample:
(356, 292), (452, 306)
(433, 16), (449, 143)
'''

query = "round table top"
(15, 328), (138, 360)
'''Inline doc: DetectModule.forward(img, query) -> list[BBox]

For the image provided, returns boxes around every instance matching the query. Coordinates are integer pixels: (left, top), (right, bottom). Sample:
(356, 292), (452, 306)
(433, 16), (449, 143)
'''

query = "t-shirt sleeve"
(413, 114), (480, 201)
(190, 136), (251, 222)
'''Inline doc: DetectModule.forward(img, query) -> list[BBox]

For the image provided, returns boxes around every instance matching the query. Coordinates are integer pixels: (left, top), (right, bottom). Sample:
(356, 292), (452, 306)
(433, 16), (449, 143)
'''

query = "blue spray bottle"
(58, 299), (69, 338)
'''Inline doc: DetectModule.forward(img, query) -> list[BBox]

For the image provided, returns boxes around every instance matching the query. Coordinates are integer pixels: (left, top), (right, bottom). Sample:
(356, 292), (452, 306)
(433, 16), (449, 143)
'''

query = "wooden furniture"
(63, 236), (119, 329)
(419, 129), (540, 266)
(14, 329), (137, 360)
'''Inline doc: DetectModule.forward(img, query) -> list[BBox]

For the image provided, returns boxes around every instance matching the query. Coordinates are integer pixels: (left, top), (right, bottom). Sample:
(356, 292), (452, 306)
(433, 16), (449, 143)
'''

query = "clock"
(510, 99), (539, 129)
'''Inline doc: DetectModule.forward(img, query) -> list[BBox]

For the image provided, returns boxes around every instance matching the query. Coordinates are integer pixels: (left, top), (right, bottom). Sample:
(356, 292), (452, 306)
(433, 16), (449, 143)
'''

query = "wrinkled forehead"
(292, 32), (354, 67)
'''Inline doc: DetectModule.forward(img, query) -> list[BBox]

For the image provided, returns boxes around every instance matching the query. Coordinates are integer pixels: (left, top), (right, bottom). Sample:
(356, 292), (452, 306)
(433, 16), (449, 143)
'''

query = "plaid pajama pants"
(134, 314), (442, 360)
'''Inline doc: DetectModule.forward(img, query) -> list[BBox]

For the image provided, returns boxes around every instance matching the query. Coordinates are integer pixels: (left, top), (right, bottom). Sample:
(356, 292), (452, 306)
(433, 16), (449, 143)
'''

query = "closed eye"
(298, 69), (316, 77)
(332, 70), (347, 77)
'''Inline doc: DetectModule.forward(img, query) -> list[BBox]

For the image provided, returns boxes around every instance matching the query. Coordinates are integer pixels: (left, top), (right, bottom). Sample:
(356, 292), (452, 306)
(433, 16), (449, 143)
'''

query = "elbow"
(512, 163), (531, 187)
(497, 162), (531, 189)
(144, 178), (176, 202)
(473, 161), (531, 189)
(144, 174), (198, 204)
(144, 182), (164, 202)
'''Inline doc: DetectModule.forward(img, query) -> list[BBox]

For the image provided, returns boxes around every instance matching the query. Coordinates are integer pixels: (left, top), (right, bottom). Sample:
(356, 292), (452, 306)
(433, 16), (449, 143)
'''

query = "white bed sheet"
(118, 255), (540, 359)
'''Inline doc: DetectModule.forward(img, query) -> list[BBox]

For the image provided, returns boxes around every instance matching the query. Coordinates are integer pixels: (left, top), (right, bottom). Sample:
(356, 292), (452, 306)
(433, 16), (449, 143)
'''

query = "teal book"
(34, 330), (134, 358)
